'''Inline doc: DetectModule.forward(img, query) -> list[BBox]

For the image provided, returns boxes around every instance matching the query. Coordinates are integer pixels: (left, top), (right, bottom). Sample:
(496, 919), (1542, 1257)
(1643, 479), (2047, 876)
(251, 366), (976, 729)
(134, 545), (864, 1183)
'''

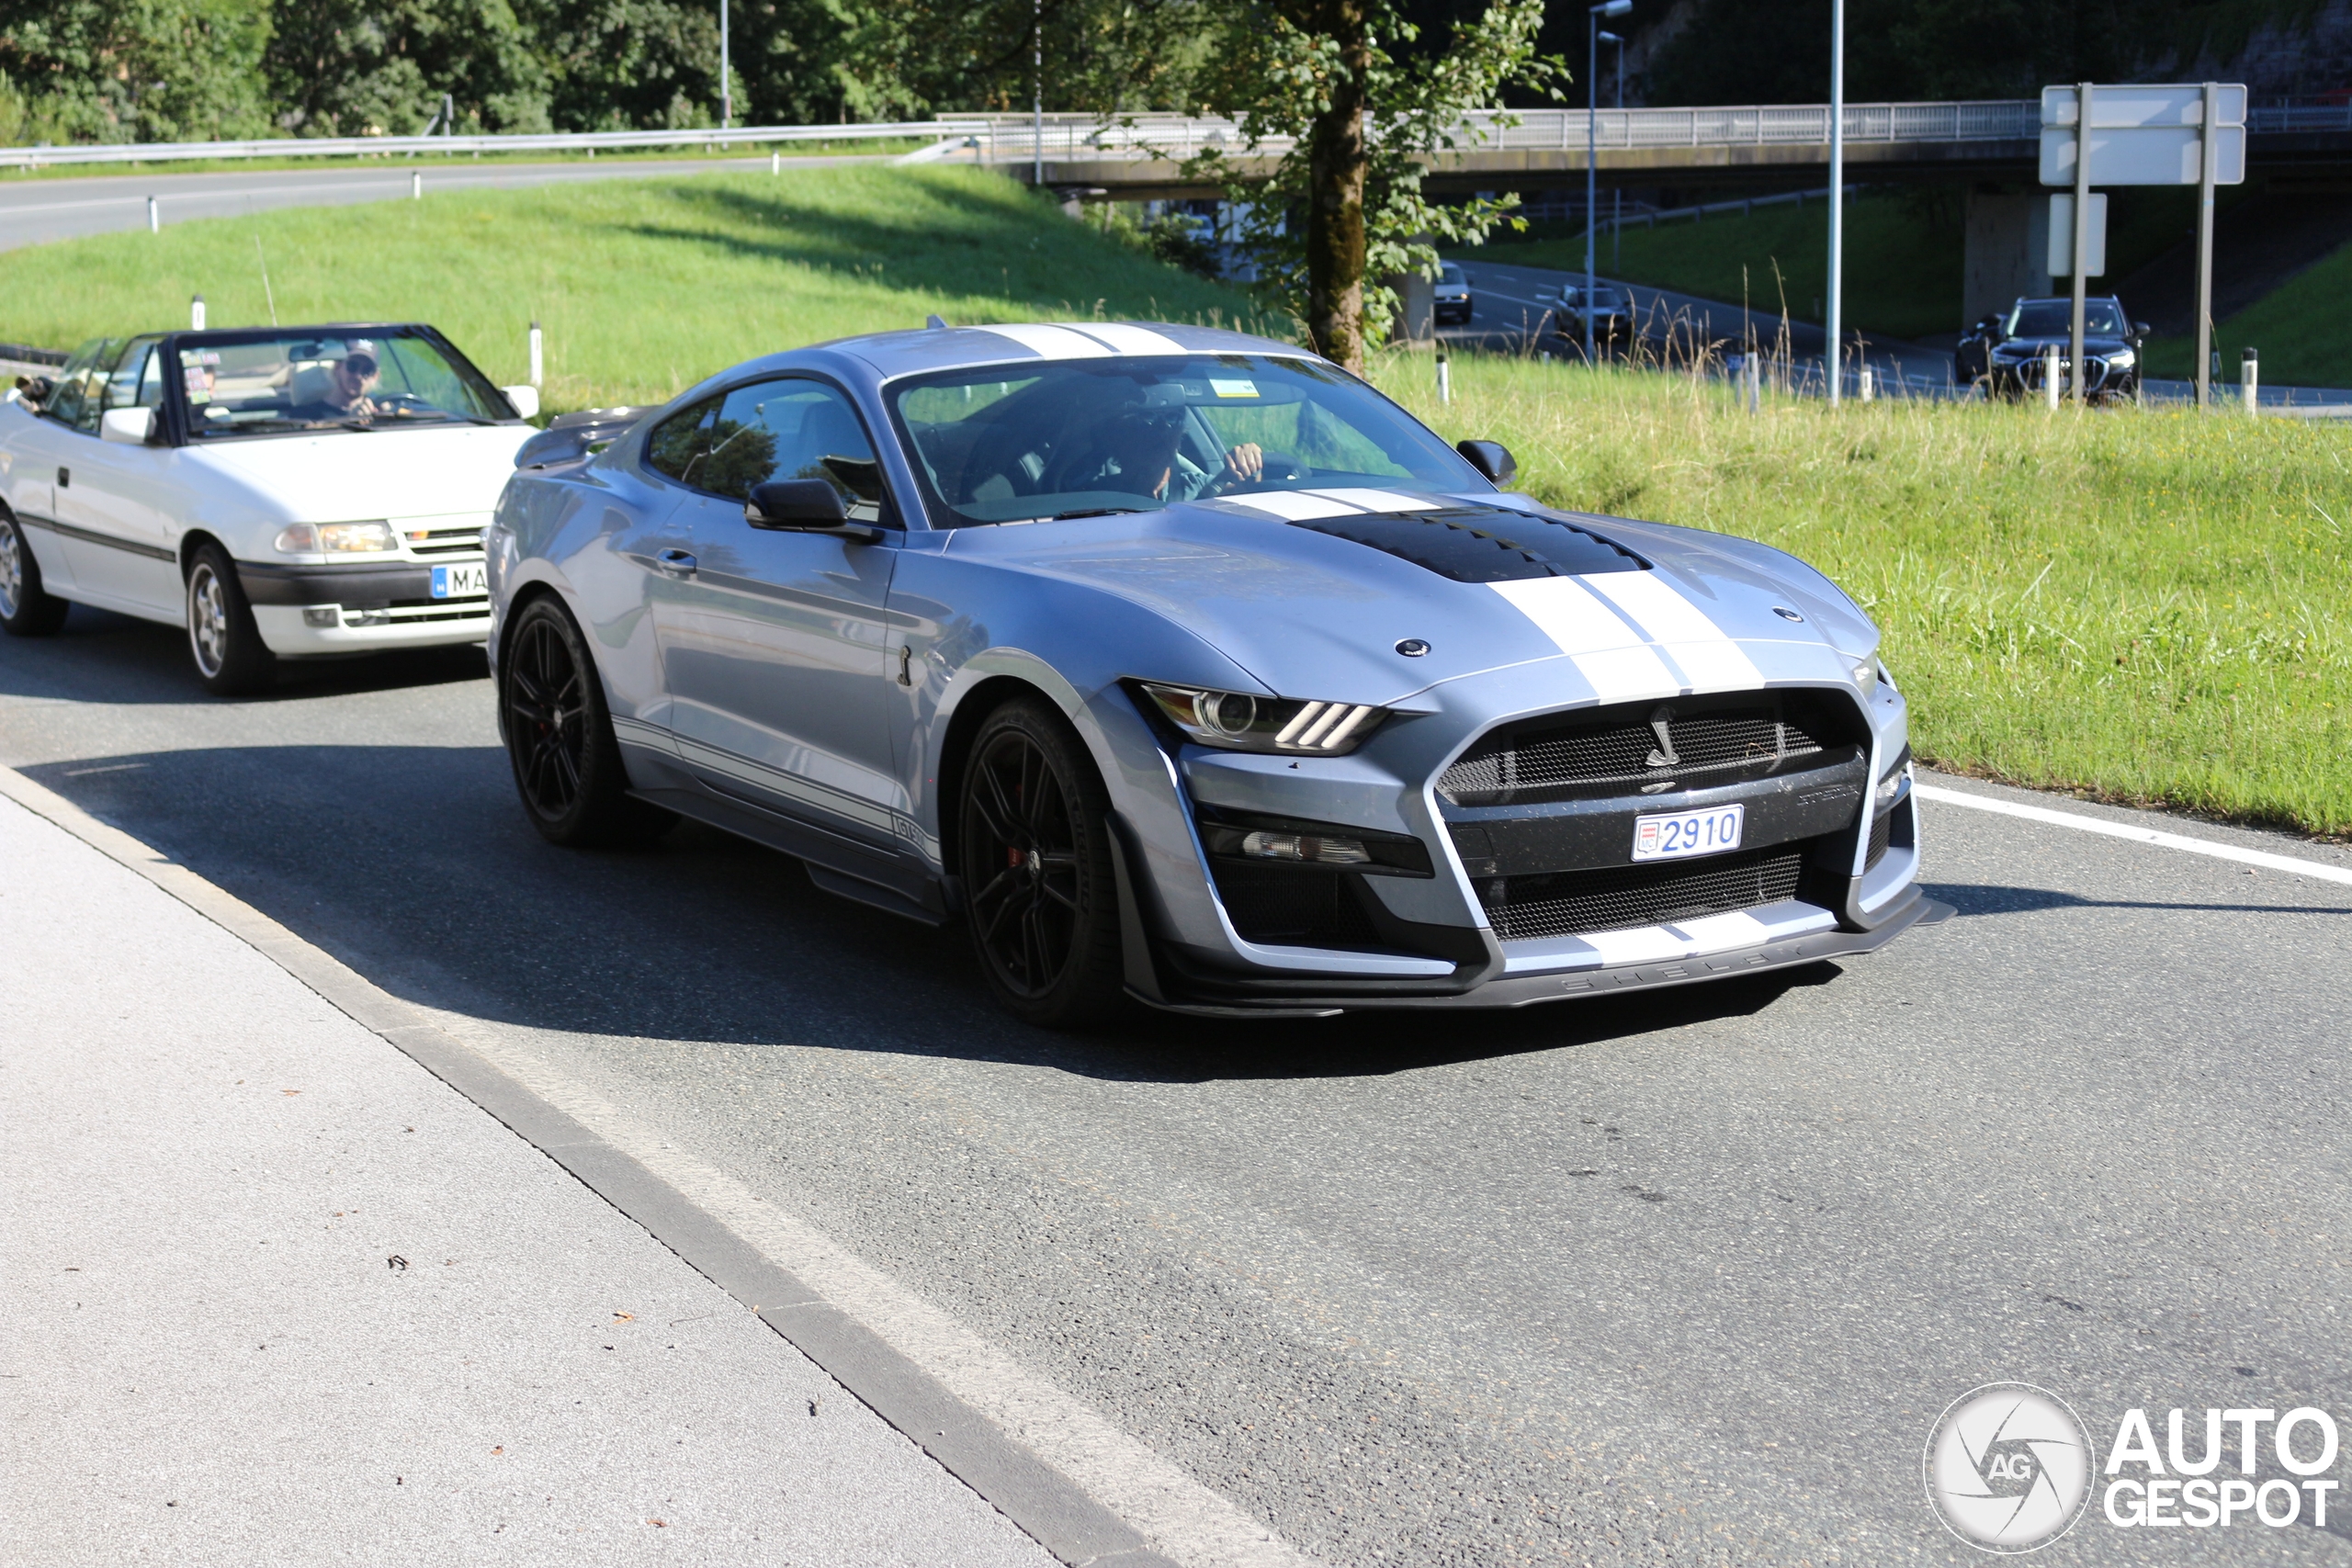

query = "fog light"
(1876, 767), (1904, 806)
(302, 606), (340, 627)
(1239, 830), (1372, 865)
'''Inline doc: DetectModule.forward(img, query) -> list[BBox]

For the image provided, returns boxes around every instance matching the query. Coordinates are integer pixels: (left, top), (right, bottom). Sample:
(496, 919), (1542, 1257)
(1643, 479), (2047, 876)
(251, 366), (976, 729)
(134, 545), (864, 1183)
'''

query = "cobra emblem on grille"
(1644, 705), (1680, 770)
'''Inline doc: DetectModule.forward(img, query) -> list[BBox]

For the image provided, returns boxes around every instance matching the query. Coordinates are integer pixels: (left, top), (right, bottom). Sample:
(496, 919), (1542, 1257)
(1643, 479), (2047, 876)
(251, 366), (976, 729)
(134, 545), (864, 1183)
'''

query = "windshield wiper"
(1050, 505), (1146, 520)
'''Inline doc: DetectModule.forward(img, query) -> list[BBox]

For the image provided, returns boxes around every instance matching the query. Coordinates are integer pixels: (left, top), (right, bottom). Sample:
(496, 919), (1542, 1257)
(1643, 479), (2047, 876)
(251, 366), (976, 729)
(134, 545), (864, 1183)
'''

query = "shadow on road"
(1924, 881), (2351, 920)
(0, 604), (487, 705)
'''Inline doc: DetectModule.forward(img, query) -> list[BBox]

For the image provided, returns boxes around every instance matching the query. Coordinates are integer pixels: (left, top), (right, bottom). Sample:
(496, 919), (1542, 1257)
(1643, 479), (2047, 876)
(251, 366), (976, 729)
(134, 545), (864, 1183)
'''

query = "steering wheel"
(1204, 449), (1308, 496)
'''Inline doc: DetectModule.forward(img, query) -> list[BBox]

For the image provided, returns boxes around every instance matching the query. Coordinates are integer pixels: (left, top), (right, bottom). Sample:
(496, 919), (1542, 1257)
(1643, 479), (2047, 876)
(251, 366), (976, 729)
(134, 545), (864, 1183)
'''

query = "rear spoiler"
(514, 405), (662, 469)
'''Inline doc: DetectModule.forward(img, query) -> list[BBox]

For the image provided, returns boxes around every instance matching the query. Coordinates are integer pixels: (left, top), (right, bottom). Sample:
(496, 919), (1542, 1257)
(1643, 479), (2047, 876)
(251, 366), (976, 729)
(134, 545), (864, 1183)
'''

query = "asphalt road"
(4, 609), (2347, 1565)
(1443, 258), (1961, 389)
(0, 155), (885, 251)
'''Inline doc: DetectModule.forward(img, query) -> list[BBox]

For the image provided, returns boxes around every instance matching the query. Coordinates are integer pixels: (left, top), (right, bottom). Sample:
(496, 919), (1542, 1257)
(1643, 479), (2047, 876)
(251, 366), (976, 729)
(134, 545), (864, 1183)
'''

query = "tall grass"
(1376, 352), (2352, 837)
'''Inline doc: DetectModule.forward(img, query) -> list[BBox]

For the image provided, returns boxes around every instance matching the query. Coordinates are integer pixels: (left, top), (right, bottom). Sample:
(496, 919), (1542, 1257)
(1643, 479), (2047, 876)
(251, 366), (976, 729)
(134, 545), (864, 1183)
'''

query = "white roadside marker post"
(148, 197), (159, 233)
(2043, 345), (2061, 410)
(529, 321), (544, 389)
(412, 171), (422, 199)
(1858, 364), (1873, 401)
(190, 293), (206, 331)
(1436, 347), (1452, 406)
(772, 150), (781, 175)
(2242, 346), (2258, 413)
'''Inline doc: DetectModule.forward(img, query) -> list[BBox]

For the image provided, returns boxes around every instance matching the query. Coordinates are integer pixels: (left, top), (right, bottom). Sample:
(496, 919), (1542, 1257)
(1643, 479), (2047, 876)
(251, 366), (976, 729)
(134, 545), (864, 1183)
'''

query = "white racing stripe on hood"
(1303, 487), (1439, 513)
(1580, 570), (1765, 693)
(1221, 491), (1371, 522)
(1488, 576), (1681, 703)
(1069, 322), (1189, 355)
(975, 323), (1114, 358)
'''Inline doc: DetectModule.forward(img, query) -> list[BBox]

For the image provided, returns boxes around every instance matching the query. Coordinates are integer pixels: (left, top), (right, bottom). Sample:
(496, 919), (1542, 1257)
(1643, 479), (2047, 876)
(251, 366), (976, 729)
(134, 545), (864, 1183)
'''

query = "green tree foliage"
(843, 0), (1209, 118)
(0, 0), (275, 142)
(266, 0), (549, 135)
(1638, 0), (2324, 107)
(1185, 0), (1559, 369)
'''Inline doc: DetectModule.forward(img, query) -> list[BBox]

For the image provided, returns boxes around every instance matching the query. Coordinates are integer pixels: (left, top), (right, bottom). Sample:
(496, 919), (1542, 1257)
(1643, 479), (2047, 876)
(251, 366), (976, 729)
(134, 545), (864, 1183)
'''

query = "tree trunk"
(1302, 0), (1369, 371)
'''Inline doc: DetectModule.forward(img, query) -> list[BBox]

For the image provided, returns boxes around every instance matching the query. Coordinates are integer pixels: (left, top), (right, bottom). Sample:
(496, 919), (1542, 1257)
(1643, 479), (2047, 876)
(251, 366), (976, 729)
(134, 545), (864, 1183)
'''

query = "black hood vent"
(1288, 506), (1647, 582)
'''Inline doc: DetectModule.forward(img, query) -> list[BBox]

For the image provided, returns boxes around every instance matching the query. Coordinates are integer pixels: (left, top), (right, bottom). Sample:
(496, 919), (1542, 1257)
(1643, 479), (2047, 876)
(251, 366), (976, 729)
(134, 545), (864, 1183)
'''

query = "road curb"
(0, 762), (1184, 1568)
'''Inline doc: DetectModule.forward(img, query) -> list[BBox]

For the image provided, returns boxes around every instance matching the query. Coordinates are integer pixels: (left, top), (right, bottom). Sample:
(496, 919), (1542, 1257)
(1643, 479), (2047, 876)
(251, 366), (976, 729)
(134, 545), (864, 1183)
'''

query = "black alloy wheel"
(500, 596), (674, 847)
(957, 698), (1125, 1029)
(0, 510), (70, 637)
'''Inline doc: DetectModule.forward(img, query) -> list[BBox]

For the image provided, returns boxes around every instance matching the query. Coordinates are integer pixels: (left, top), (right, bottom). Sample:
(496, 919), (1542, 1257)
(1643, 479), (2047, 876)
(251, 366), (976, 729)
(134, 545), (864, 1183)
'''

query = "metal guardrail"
(0, 119), (988, 170)
(7, 97), (2332, 174)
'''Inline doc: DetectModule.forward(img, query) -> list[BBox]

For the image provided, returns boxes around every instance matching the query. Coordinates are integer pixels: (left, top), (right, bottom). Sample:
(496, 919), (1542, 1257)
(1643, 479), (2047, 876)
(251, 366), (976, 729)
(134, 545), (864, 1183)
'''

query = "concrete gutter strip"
(0, 762), (1187, 1568)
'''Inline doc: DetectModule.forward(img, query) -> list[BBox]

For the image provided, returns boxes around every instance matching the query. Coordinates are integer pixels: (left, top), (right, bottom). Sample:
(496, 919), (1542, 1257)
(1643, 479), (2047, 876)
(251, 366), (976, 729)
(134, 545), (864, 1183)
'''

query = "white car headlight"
(1852, 660), (1880, 695)
(276, 521), (395, 554)
(2105, 349), (2135, 369)
(1138, 682), (1387, 755)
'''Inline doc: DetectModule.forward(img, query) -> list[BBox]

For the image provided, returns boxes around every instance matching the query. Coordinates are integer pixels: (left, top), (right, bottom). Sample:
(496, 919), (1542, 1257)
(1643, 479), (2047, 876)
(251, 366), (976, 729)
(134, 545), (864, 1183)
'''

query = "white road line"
(1914, 783), (2352, 886)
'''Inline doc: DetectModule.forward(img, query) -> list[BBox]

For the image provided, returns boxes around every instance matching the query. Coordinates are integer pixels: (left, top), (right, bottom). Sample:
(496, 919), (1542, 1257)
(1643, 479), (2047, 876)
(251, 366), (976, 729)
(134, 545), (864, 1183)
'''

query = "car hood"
(1996, 333), (2133, 355)
(184, 423), (532, 522)
(945, 490), (1878, 709)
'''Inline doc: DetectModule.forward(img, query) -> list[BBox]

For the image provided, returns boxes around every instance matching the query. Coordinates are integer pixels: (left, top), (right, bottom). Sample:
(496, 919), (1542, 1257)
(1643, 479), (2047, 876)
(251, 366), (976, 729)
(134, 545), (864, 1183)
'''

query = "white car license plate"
(430, 563), (487, 599)
(1633, 804), (1744, 863)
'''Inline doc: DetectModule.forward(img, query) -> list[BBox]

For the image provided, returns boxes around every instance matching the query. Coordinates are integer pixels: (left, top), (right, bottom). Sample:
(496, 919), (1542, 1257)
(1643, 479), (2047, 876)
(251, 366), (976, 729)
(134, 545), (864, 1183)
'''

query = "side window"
(40, 337), (117, 433)
(706, 378), (888, 524)
(643, 398), (718, 483)
(105, 339), (162, 412)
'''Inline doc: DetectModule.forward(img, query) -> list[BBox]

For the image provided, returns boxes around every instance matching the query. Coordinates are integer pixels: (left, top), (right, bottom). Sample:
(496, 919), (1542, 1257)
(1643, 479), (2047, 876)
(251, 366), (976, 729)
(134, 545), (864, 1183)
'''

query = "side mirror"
(2132, 321), (2151, 338)
(1456, 439), (1517, 487)
(502, 384), (541, 421)
(746, 479), (882, 541)
(99, 406), (155, 445)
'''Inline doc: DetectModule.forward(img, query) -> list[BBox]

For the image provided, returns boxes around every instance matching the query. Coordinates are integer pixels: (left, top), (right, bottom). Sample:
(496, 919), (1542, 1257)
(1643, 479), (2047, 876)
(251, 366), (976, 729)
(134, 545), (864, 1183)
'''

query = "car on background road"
(0, 323), (541, 694)
(1957, 296), (2148, 402)
(1433, 263), (1474, 326)
(487, 321), (1938, 1028)
(1548, 283), (1633, 353)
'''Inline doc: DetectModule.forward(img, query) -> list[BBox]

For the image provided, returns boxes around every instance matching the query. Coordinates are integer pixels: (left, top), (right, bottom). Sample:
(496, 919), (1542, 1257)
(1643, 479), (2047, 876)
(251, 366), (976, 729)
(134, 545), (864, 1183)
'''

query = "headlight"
(276, 521), (395, 554)
(1851, 660), (1879, 695)
(1138, 682), (1387, 755)
(2105, 349), (2135, 369)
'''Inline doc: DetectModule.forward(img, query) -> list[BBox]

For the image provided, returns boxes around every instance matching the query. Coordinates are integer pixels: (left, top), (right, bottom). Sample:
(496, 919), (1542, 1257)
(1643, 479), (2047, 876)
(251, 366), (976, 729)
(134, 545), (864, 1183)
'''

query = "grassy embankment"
(0, 164), (1264, 407)
(5, 165), (2345, 834)
(1377, 352), (2352, 837)
(2141, 243), (2352, 389)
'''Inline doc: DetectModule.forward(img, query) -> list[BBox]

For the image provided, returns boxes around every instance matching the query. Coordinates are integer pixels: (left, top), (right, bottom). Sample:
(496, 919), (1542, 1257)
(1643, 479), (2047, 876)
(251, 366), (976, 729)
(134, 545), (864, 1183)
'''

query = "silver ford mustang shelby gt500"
(487, 322), (1943, 1026)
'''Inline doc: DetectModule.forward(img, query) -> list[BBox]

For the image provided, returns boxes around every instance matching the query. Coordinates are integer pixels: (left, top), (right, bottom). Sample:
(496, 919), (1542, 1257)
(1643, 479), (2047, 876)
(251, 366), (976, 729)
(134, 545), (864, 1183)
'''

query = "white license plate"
(430, 563), (488, 599)
(1633, 804), (1744, 863)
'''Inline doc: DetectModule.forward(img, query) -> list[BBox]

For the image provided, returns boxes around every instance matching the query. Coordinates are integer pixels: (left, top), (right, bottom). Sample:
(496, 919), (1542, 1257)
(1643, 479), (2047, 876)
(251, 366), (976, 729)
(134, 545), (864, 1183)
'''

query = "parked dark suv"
(1956, 297), (2149, 402)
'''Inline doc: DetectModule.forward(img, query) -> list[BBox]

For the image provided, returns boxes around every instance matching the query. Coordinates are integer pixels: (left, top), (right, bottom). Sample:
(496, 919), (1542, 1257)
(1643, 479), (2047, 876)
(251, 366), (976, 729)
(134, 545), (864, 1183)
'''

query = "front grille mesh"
(1866, 809), (1893, 870)
(1479, 846), (1805, 942)
(1442, 708), (1824, 807)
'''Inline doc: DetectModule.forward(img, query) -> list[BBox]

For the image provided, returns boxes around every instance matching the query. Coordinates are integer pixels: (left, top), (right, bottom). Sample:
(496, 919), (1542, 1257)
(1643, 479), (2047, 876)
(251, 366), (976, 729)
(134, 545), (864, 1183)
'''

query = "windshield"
(1438, 264), (1465, 285)
(889, 354), (1485, 527)
(1562, 288), (1623, 309)
(179, 328), (510, 437)
(2007, 300), (2124, 337)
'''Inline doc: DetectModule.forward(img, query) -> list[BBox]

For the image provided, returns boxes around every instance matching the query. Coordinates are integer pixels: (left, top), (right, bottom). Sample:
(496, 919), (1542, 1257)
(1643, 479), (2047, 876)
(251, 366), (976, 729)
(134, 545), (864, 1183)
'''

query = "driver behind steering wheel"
(1087, 400), (1266, 502)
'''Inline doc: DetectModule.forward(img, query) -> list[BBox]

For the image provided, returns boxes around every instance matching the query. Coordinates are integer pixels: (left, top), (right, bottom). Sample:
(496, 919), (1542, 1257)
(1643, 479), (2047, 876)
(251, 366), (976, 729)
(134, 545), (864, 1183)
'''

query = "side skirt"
(628, 784), (949, 925)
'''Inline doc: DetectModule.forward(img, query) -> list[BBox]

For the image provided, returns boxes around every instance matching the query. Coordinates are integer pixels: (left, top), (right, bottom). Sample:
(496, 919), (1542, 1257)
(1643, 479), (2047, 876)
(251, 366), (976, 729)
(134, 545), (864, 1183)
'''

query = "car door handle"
(656, 548), (697, 576)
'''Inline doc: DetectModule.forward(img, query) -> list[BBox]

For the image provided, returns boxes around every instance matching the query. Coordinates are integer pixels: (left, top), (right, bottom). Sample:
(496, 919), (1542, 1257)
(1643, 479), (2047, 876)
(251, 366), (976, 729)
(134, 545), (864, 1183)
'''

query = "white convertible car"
(0, 323), (541, 693)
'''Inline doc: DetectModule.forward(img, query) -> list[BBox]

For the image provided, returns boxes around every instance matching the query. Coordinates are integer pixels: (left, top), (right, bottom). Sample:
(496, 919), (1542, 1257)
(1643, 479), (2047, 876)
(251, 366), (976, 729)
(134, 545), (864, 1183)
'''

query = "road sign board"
(2040, 84), (2246, 186)
(2047, 194), (2108, 276)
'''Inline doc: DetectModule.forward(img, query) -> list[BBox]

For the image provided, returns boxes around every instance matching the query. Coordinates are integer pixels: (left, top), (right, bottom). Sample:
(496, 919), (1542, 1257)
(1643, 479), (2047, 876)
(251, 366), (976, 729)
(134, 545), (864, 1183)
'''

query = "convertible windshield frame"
(884, 352), (1487, 531)
(171, 323), (519, 442)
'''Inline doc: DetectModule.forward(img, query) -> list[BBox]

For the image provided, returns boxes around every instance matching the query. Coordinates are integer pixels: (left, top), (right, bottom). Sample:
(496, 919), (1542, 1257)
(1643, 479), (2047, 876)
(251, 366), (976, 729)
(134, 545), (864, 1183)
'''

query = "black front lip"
(237, 558), (473, 608)
(1129, 882), (1950, 1017)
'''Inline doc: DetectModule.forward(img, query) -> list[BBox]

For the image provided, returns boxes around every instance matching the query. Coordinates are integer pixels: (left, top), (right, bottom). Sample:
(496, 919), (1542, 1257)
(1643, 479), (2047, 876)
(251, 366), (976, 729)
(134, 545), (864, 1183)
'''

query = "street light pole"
(719, 0), (730, 132)
(1034, 0), (1045, 190)
(1586, 0), (1631, 364)
(1826, 0), (1843, 404)
(1600, 31), (1624, 268)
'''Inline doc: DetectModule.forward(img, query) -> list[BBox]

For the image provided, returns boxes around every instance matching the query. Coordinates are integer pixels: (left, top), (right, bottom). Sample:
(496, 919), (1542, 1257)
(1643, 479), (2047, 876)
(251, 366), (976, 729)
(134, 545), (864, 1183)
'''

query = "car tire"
(499, 594), (676, 847)
(0, 509), (70, 637)
(956, 696), (1126, 1030)
(185, 542), (277, 695)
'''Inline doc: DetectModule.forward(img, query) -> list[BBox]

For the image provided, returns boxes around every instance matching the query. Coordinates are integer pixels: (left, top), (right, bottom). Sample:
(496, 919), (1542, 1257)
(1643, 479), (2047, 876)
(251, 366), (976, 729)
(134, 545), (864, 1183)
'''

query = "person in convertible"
(285, 343), (386, 424)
